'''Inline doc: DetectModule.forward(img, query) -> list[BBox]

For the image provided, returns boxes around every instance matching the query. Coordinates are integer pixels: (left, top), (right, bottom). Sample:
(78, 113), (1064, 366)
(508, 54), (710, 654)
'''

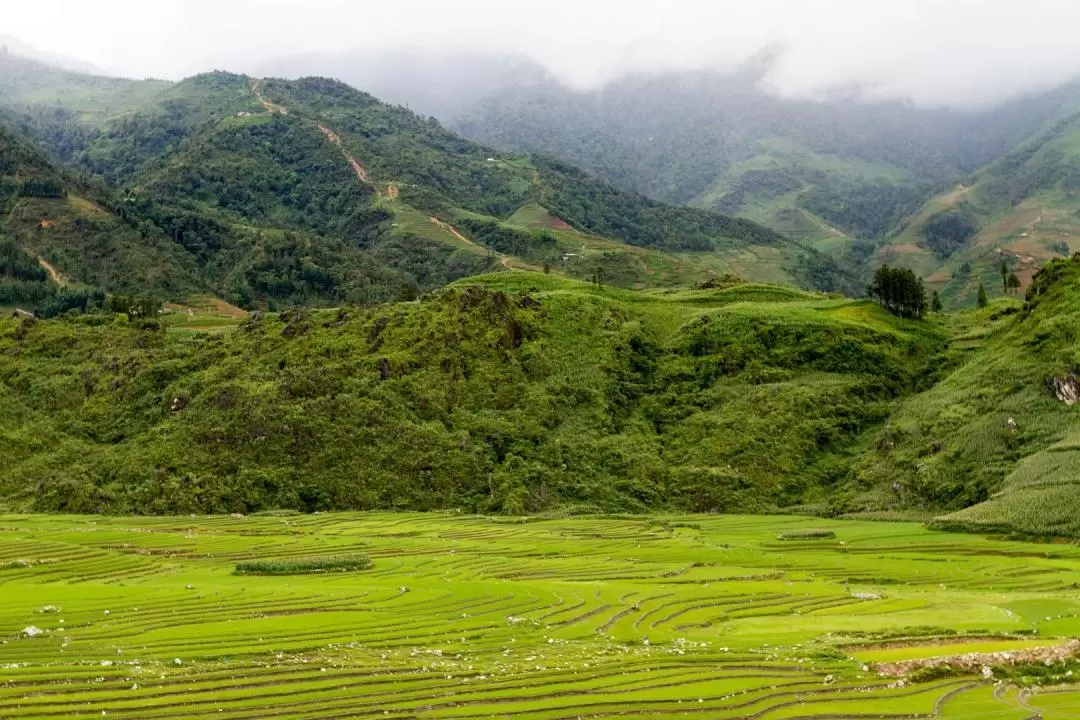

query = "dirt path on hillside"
(250, 79), (391, 197)
(37, 257), (67, 286)
(943, 184), (972, 205)
(250, 79), (288, 115)
(802, 209), (848, 239)
(430, 216), (520, 270)
(316, 123), (371, 182)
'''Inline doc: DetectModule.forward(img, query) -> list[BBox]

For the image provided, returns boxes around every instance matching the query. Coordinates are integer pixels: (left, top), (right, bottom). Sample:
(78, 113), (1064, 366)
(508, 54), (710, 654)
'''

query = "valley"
(4, 26), (1080, 718)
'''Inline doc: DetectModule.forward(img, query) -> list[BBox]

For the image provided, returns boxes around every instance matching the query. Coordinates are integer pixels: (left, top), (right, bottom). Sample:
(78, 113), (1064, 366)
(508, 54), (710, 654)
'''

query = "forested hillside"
(5, 264), (1073, 533)
(447, 66), (1080, 254)
(0, 274), (942, 514)
(0, 121), (207, 312)
(877, 111), (1080, 306)
(0, 53), (858, 309)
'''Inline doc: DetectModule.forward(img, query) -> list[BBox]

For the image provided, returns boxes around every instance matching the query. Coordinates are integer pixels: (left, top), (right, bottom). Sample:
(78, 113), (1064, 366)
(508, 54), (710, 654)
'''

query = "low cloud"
(4, 0), (1080, 108)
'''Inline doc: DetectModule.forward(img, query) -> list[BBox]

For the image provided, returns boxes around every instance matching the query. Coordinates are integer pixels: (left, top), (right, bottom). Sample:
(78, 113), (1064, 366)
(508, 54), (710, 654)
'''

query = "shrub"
(776, 529), (836, 540)
(234, 554), (372, 575)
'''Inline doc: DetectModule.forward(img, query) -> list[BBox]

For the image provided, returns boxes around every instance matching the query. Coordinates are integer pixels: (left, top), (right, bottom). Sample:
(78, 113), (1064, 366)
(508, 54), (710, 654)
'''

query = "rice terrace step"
(2, 513), (1080, 718)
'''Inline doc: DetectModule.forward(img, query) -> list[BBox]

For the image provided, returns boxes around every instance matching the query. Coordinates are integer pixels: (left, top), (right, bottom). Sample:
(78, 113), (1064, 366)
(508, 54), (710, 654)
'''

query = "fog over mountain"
(3, 0), (1080, 109)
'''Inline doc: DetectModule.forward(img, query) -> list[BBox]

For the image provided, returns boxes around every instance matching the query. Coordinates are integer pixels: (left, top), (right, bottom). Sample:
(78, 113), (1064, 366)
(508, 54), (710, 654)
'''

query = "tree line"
(868, 264), (928, 320)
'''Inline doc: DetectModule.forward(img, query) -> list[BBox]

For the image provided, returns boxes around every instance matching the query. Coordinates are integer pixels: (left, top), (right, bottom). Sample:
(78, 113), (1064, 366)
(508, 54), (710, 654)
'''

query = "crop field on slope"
(2, 514), (1080, 719)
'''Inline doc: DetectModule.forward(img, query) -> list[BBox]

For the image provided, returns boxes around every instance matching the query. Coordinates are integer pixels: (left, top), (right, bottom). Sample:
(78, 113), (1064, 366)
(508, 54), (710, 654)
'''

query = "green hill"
(445, 65), (1080, 256)
(0, 273), (942, 514)
(0, 120), (206, 311)
(877, 111), (1080, 307)
(847, 255), (1080, 536)
(0, 55), (859, 303)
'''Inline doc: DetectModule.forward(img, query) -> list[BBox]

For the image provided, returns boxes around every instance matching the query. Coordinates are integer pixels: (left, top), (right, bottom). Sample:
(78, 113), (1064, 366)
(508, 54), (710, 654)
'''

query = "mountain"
(0, 53), (858, 307)
(876, 110), (1080, 306)
(437, 63), (1080, 247)
(0, 35), (102, 74)
(4, 52), (1080, 536)
(0, 273), (942, 514)
(291, 51), (1080, 289)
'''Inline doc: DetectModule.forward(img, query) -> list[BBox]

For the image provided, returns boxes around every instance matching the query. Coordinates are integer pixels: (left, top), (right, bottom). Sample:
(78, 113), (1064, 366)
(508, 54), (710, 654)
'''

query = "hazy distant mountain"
(0, 34), (102, 74)
(259, 49), (1080, 273)
(254, 49), (545, 120)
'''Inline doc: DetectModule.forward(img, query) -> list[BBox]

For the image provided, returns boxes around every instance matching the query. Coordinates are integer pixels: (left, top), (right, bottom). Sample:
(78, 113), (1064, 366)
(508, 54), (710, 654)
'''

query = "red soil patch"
(545, 215), (574, 231)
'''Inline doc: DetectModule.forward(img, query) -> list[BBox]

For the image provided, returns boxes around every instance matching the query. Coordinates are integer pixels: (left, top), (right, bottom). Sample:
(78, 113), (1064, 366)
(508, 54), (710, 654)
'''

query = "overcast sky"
(4, 0), (1080, 108)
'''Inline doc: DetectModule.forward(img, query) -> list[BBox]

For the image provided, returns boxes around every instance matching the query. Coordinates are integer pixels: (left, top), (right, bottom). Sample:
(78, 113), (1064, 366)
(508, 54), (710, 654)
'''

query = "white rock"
(21, 626), (44, 638)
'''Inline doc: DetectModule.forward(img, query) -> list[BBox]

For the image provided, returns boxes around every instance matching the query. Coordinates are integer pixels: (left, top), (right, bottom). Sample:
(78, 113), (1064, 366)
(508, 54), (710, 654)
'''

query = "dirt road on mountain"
(803, 209), (848, 239)
(428, 217), (546, 272)
(250, 79), (384, 193)
(250, 79), (288, 115)
(37, 257), (67, 286)
(316, 124), (371, 182)
(429, 217), (512, 269)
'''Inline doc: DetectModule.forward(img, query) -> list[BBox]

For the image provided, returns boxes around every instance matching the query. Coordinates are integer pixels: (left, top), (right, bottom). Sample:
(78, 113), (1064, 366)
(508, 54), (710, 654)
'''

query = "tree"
(1000, 260), (1009, 293)
(1007, 272), (1021, 294)
(931, 291), (943, 313)
(867, 264), (927, 320)
(977, 282), (988, 308)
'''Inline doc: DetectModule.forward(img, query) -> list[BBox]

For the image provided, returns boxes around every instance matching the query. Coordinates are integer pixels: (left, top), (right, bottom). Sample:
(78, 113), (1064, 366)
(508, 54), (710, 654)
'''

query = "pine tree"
(977, 282), (988, 308)
(1000, 260), (1009, 293)
(868, 264), (927, 319)
(931, 291), (943, 313)
(1007, 272), (1021, 294)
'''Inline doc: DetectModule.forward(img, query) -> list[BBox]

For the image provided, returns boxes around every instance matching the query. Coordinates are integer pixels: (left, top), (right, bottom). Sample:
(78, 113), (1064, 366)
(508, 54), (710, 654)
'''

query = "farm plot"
(1, 513), (1079, 718)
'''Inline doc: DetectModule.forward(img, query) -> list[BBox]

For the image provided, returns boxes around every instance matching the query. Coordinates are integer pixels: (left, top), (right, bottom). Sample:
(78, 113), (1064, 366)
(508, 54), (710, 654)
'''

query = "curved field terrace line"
(2, 513), (1080, 719)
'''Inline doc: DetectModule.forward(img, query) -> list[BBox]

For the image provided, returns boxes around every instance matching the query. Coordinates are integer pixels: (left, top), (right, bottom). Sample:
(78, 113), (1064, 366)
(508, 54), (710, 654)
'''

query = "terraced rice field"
(2, 514), (1080, 719)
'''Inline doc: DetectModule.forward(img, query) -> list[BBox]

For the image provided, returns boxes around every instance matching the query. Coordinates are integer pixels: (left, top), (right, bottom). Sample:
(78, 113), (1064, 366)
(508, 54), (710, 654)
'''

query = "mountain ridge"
(0, 54), (860, 310)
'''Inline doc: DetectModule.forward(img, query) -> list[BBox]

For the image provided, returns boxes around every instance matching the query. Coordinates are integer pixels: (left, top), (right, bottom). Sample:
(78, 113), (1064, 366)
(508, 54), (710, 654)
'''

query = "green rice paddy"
(2, 513), (1080, 719)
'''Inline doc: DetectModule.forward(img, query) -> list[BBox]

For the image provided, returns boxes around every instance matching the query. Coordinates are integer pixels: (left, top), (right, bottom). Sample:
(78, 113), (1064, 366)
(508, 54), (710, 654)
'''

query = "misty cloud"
(3, 0), (1080, 108)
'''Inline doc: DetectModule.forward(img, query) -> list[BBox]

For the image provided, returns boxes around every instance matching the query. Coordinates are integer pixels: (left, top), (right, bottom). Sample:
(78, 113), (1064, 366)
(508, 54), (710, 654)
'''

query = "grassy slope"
(878, 112), (1080, 307)
(848, 256), (1080, 536)
(2, 513), (1080, 718)
(0, 273), (941, 514)
(0, 52), (170, 124)
(692, 137), (914, 251)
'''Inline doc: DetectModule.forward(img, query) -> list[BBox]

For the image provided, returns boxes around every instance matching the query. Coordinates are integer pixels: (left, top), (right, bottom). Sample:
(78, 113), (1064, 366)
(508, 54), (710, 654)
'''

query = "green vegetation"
(921, 208), (979, 260)
(867, 264), (928, 320)
(2, 513), (1080, 719)
(0, 272), (943, 514)
(234, 553), (372, 575)
(776, 528), (836, 540)
(448, 64), (1080, 259)
(848, 256), (1080, 535)
(880, 110), (1080, 308)
(0, 55), (858, 311)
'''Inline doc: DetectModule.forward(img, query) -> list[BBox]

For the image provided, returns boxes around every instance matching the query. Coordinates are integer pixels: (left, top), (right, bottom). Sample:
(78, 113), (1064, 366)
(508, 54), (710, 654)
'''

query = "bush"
(234, 554), (372, 575)
(777, 529), (836, 540)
